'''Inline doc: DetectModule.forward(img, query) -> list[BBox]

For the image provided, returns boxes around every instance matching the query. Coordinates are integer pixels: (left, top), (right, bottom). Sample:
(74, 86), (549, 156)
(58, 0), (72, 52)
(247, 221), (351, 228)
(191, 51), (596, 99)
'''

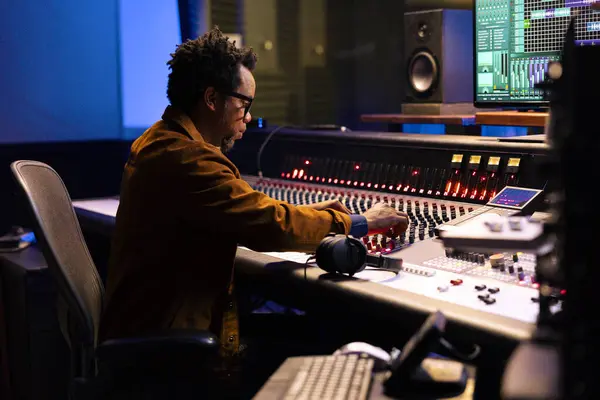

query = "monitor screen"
(474, 0), (600, 107)
(487, 186), (542, 209)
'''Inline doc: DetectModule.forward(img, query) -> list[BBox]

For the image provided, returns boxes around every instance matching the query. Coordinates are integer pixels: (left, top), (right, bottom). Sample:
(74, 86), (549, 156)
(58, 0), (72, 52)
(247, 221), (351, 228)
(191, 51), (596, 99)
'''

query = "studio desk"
(73, 129), (549, 398)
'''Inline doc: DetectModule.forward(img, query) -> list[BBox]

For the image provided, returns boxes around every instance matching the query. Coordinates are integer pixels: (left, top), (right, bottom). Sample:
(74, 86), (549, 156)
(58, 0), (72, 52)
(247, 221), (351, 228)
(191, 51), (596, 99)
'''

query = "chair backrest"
(10, 161), (104, 354)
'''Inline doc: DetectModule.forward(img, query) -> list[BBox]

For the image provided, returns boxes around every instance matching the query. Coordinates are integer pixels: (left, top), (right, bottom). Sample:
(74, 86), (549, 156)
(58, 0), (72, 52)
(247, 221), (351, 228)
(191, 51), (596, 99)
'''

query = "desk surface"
(475, 111), (548, 127)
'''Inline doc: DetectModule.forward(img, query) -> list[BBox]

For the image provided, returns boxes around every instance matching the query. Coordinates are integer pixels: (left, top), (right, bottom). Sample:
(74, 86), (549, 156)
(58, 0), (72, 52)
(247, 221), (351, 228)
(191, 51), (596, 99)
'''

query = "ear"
(204, 87), (218, 111)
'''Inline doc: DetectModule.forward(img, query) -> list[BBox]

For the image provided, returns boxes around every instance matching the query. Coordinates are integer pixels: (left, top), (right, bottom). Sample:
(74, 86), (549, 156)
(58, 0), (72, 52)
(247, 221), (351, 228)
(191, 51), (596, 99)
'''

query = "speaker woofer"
(408, 51), (438, 95)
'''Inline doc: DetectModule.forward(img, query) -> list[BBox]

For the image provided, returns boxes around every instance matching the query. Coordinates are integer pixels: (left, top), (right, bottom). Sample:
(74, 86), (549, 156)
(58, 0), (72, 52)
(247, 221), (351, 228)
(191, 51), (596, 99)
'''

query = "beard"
(220, 135), (236, 153)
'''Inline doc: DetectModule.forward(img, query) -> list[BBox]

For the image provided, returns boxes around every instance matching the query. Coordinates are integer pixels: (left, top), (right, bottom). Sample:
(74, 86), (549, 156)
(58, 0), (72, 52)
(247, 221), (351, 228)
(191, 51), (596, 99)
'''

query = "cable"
(256, 125), (289, 179)
(305, 254), (316, 280)
(439, 337), (481, 362)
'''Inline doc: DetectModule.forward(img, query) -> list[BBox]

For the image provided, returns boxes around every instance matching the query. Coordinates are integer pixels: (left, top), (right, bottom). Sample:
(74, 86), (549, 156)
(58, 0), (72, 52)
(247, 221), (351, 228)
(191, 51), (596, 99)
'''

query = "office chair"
(10, 160), (220, 399)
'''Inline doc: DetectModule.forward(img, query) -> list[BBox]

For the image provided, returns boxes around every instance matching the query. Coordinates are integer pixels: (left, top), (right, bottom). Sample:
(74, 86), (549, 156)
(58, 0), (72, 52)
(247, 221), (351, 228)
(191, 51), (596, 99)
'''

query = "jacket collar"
(161, 105), (205, 142)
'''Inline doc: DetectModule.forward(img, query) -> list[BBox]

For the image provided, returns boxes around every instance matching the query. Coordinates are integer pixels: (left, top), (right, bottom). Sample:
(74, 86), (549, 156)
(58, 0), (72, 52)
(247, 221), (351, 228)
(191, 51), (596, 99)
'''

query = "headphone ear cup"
(341, 236), (367, 276)
(315, 234), (367, 276)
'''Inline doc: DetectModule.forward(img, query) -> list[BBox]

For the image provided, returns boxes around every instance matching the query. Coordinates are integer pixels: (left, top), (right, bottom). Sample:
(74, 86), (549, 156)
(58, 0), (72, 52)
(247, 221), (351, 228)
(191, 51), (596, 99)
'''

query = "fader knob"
(490, 254), (505, 269)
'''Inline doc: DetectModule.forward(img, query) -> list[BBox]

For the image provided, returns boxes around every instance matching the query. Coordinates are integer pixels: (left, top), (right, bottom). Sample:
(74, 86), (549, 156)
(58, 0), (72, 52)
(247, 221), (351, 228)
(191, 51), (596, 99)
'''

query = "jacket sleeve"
(176, 145), (352, 252)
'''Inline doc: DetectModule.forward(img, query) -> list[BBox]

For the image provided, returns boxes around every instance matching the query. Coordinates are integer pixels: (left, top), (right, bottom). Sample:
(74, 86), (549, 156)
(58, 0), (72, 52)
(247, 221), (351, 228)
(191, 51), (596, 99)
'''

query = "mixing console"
(424, 250), (538, 288)
(228, 130), (555, 325)
(245, 175), (478, 255)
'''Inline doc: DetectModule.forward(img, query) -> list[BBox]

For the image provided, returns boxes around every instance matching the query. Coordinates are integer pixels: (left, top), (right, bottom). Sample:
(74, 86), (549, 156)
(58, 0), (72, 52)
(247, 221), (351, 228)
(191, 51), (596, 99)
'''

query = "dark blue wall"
(0, 0), (183, 232)
(120, 0), (180, 139)
(0, 0), (122, 143)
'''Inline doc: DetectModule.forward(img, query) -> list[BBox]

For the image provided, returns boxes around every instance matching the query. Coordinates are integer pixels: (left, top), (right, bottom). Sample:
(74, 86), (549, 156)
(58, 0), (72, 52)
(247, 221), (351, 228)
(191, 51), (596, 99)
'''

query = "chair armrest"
(96, 329), (219, 368)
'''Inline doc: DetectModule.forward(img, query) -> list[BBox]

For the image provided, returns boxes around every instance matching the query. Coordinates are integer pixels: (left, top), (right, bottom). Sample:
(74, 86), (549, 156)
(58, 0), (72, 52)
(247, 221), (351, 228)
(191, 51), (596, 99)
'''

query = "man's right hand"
(362, 202), (409, 235)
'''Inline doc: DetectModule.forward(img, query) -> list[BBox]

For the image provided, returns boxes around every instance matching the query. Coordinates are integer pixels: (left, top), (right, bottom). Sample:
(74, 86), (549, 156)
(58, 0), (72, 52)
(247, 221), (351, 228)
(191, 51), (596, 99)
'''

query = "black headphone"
(315, 233), (368, 276)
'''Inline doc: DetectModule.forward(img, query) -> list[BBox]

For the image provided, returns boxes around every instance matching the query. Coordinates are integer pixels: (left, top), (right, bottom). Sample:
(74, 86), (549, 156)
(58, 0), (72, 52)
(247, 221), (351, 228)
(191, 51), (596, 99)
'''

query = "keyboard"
(283, 354), (374, 400)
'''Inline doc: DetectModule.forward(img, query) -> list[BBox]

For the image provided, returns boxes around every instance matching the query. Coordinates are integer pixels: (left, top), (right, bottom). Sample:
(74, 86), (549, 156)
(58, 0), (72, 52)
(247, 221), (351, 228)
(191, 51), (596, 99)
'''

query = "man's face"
(217, 66), (256, 153)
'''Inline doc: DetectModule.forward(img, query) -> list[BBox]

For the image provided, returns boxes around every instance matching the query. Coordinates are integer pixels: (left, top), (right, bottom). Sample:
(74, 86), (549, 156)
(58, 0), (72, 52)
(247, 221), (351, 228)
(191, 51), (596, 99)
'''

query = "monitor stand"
(475, 109), (548, 129)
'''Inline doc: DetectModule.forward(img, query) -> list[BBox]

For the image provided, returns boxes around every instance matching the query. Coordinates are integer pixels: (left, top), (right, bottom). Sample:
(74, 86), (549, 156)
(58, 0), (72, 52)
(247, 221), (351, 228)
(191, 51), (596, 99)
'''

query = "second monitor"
(474, 0), (600, 107)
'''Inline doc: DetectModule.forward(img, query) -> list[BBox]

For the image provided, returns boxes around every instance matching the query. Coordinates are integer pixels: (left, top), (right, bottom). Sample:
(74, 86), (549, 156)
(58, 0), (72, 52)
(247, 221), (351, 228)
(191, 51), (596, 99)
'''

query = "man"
(99, 26), (408, 392)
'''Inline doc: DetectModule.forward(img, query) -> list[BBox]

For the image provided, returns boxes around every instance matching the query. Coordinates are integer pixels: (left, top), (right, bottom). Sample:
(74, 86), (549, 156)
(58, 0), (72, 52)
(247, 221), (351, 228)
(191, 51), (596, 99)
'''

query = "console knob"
(490, 254), (505, 269)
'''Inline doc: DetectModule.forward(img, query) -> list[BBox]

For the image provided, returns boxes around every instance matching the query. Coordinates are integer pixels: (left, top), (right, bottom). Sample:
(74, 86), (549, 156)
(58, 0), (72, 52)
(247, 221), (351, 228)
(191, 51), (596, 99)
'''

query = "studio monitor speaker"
(404, 9), (473, 107)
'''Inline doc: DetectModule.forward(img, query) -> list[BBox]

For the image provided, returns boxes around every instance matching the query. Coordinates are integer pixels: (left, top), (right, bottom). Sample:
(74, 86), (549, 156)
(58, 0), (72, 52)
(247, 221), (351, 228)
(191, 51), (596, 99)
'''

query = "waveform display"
(565, 0), (599, 7)
(587, 21), (600, 31)
(530, 7), (571, 20)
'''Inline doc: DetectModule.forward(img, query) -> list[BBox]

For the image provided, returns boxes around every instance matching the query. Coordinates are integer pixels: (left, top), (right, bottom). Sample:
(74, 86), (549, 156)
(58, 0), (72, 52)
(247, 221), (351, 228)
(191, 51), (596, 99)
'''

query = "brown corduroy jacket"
(98, 106), (352, 355)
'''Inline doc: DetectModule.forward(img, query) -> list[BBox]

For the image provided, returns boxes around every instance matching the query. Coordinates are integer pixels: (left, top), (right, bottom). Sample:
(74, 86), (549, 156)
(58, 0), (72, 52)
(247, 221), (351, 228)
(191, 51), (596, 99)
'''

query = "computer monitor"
(474, 0), (600, 108)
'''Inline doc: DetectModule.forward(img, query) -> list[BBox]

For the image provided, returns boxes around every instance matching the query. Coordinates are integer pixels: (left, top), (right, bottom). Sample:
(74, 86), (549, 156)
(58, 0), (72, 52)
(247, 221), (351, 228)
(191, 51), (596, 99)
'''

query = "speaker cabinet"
(404, 9), (473, 104)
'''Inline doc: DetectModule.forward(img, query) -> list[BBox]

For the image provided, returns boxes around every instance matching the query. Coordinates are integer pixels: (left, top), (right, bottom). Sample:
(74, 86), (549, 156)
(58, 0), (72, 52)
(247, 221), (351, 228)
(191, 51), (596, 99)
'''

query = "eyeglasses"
(222, 91), (253, 118)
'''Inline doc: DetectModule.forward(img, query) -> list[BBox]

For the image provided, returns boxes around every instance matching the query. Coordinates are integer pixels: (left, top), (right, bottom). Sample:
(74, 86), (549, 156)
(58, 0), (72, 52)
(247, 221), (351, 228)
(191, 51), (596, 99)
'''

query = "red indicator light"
(304, 160), (311, 165)
(355, 165), (360, 170)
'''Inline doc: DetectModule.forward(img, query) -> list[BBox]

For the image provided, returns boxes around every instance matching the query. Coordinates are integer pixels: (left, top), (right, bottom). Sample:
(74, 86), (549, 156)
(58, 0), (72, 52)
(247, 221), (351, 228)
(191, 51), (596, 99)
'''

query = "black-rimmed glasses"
(223, 91), (253, 118)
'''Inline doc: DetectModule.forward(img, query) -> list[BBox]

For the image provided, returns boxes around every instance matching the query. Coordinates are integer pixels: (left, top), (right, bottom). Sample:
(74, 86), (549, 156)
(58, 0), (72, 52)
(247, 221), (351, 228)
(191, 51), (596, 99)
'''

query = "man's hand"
(303, 199), (351, 214)
(362, 202), (409, 235)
